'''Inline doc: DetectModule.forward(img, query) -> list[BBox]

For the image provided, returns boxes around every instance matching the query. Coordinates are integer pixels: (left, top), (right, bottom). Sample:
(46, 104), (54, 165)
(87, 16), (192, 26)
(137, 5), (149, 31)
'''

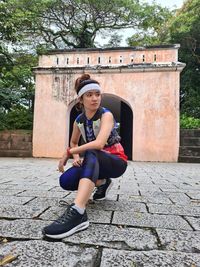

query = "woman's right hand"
(58, 157), (68, 173)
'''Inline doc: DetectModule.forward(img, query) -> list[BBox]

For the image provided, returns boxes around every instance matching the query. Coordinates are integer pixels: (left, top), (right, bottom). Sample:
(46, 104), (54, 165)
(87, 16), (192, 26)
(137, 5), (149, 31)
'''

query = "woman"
(43, 74), (127, 239)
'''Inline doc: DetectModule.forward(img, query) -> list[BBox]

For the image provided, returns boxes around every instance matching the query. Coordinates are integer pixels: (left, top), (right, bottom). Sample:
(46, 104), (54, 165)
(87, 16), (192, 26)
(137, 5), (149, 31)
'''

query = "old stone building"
(33, 45), (185, 161)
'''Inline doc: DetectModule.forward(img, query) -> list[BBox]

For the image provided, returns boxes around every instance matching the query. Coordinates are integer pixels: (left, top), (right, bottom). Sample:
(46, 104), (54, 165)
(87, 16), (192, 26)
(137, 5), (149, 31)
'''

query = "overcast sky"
(144, 0), (185, 9)
(97, 0), (185, 46)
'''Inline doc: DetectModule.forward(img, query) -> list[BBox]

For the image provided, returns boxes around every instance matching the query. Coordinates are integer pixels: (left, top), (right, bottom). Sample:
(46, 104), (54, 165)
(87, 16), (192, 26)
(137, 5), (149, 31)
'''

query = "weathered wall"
(33, 46), (185, 161)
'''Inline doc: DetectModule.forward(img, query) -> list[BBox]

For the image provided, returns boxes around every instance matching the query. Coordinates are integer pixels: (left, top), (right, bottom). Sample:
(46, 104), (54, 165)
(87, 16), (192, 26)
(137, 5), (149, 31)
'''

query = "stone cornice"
(42, 44), (180, 55)
(33, 62), (186, 74)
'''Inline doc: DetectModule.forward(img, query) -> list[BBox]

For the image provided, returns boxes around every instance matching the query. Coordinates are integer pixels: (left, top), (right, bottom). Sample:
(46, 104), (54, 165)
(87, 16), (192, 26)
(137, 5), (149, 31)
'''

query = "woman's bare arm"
(58, 122), (81, 172)
(70, 121), (81, 160)
(69, 112), (114, 155)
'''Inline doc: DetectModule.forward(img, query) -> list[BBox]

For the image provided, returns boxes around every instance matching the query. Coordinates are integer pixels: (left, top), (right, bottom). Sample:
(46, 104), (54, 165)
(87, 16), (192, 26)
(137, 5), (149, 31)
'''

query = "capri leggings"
(59, 149), (127, 191)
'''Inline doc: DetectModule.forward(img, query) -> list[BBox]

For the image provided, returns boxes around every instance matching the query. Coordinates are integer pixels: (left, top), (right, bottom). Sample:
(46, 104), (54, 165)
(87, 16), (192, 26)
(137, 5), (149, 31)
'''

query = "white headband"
(78, 83), (101, 97)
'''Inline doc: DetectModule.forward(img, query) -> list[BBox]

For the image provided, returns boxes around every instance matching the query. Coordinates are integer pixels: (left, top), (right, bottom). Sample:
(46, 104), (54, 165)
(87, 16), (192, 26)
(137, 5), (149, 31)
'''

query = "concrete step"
(180, 137), (200, 146)
(180, 129), (200, 138)
(179, 146), (200, 157)
(0, 130), (32, 158)
(178, 156), (200, 163)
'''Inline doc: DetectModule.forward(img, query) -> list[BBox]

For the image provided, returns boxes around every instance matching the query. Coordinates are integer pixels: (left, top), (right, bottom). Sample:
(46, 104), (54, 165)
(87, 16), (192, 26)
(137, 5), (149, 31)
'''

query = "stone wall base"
(178, 129), (200, 163)
(0, 130), (32, 157)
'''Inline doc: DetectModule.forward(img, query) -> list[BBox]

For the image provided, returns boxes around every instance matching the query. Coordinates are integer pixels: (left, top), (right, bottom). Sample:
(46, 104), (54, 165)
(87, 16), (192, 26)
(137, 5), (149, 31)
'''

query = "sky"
(145, 0), (185, 9)
(97, 0), (185, 46)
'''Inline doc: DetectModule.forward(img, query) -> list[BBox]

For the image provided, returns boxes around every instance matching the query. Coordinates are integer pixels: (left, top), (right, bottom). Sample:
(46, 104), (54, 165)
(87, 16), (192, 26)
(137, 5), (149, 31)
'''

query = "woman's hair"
(74, 73), (99, 95)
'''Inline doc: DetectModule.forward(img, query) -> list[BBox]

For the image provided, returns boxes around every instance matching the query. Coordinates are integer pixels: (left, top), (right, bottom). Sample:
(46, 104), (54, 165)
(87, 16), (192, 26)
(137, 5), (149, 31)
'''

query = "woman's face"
(81, 90), (101, 111)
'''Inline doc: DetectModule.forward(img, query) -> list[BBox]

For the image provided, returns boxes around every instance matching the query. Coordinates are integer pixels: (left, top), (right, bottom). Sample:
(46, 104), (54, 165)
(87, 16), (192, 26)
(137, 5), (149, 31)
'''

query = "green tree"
(127, 0), (200, 119)
(127, 2), (173, 46)
(0, 0), (177, 130)
(1, 0), (173, 49)
(0, 52), (37, 130)
(0, 0), (37, 129)
(103, 32), (123, 48)
(169, 0), (200, 118)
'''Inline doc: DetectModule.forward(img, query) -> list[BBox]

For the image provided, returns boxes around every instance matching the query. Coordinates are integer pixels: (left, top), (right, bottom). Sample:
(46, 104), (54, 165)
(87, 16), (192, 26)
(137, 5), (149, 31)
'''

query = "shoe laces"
(55, 205), (76, 224)
(58, 199), (70, 207)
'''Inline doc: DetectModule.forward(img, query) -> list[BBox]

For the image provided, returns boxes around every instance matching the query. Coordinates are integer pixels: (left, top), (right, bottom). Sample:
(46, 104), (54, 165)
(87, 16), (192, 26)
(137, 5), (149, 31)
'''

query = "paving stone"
(40, 206), (112, 223)
(160, 187), (194, 193)
(48, 186), (74, 192)
(118, 194), (172, 204)
(0, 240), (98, 267)
(156, 228), (200, 253)
(0, 219), (48, 239)
(185, 216), (200, 230)
(0, 196), (34, 205)
(26, 197), (67, 207)
(99, 192), (118, 201)
(118, 181), (138, 187)
(100, 248), (200, 267)
(0, 184), (12, 189)
(84, 209), (113, 224)
(4, 184), (55, 191)
(177, 185), (200, 191)
(148, 203), (200, 217)
(166, 192), (191, 204)
(139, 188), (163, 195)
(17, 190), (69, 198)
(112, 211), (192, 230)
(0, 204), (48, 219)
(186, 192), (200, 200)
(0, 189), (26, 196)
(139, 191), (171, 201)
(88, 199), (147, 213)
(69, 191), (118, 201)
(118, 183), (140, 194)
(190, 199), (200, 206)
(1, 158), (200, 266)
(63, 223), (158, 250)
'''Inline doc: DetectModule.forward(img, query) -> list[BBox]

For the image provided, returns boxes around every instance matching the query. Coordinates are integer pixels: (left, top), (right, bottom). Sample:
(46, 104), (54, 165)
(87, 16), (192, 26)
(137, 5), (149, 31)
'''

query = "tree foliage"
(1, 0), (199, 129)
(169, 0), (200, 118)
(127, 0), (200, 119)
(1, 0), (174, 49)
(127, 2), (173, 46)
(0, 51), (37, 130)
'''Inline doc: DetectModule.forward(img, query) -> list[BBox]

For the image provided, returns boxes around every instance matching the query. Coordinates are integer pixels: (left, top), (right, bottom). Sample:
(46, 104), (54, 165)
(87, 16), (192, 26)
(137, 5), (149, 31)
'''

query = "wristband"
(66, 147), (71, 157)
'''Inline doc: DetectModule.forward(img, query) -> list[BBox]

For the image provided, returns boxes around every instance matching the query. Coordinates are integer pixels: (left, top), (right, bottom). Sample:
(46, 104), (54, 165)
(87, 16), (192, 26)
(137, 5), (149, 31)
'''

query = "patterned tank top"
(75, 107), (127, 161)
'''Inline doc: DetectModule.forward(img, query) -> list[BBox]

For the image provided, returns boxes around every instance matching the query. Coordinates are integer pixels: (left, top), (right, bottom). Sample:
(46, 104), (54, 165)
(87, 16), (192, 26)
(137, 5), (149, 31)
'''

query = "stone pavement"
(0, 158), (200, 267)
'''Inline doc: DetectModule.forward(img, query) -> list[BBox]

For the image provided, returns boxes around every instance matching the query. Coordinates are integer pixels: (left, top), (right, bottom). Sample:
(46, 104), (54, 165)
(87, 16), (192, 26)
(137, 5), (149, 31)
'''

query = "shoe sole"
(93, 180), (113, 201)
(44, 221), (89, 239)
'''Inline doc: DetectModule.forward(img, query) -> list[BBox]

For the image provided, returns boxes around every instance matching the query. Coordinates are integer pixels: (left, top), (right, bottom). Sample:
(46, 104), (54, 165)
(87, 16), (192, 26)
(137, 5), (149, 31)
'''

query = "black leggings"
(59, 149), (127, 191)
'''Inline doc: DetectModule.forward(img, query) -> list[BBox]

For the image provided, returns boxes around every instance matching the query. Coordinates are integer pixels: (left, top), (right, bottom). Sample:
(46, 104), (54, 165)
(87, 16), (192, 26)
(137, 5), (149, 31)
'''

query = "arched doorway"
(101, 94), (133, 160)
(69, 95), (133, 160)
(69, 104), (82, 146)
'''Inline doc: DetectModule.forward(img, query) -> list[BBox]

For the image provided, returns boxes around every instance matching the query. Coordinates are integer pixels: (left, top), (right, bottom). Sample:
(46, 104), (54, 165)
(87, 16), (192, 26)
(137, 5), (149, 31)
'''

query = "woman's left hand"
(72, 159), (83, 167)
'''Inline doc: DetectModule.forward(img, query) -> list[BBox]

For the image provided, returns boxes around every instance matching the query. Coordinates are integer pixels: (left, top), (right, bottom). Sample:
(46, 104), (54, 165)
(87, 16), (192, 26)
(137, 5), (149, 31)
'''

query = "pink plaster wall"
(33, 46), (184, 161)
(33, 74), (68, 157)
(78, 71), (180, 162)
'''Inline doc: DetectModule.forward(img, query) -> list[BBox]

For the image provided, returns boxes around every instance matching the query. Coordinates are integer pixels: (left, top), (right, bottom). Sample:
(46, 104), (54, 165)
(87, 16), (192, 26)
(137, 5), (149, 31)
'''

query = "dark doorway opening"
(120, 101), (133, 160)
(69, 105), (82, 146)
(101, 95), (133, 160)
(69, 96), (133, 159)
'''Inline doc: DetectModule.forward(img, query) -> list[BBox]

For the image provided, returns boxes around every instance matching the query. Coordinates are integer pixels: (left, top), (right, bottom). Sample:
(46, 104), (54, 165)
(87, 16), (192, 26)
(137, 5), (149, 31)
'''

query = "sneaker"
(93, 178), (113, 200)
(42, 204), (89, 239)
